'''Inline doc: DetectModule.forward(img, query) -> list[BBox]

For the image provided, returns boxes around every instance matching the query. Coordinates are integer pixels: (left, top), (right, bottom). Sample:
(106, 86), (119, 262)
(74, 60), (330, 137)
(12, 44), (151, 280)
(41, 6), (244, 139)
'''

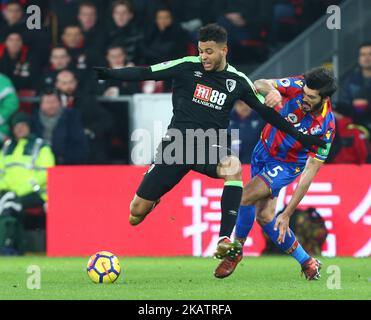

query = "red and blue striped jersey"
(260, 76), (336, 165)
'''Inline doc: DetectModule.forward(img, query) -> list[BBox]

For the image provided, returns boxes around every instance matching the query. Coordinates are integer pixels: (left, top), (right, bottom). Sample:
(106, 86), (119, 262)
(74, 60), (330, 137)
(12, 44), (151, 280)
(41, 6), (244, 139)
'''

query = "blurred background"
(0, 0), (369, 258)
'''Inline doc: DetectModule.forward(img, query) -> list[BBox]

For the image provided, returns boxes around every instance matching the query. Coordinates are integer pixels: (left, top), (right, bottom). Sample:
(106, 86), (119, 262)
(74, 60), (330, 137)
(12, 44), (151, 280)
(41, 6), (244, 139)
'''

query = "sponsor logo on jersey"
(318, 143), (331, 156)
(287, 113), (298, 123)
(193, 84), (227, 109)
(226, 79), (236, 92)
(310, 124), (322, 135)
(194, 84), (212, 101)
(194, 71), (203, 78)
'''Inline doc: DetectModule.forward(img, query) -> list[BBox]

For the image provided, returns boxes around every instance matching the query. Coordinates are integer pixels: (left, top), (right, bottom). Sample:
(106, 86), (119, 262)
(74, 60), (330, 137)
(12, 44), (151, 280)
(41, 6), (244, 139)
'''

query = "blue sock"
(262, 217), (311, 265)
(235, 205), (255, 239)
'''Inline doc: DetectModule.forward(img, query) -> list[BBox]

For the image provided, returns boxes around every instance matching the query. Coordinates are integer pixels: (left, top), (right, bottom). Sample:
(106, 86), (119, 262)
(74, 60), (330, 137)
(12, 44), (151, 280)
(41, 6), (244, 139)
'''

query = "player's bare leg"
(213, 155), (244, 259)
(129, 194), (160, 226)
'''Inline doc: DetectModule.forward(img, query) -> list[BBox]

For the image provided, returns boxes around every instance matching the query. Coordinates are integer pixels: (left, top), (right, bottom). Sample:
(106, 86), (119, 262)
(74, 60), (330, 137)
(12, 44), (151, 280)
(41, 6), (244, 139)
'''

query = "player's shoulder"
(225, 64), (255, 88)
(150, 56), (201, 72)
(321, 99), (336, 128)
(273, 76), (305, 89)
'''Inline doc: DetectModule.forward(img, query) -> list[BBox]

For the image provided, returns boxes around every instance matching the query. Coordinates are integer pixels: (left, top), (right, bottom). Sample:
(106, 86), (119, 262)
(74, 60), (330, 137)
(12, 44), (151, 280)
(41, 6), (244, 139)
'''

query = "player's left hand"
(274, 213), (292, 244)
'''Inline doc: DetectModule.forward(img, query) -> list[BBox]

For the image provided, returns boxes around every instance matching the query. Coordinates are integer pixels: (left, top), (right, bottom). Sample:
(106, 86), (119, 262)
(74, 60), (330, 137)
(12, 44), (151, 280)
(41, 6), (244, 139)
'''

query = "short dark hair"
(40, 87), (60, 99)
(5, 28), (23, 40)
(358, 42), (371, 51)
(111, 0), (132, 13)
(106, 44), (125, 53)
(303, 67), (337, 98)
(63, 24), (82, 32)
(79, 1), (97, 10)
(51, 46), (68, 53)
(7, 0), (22, 8)
(198, 23), (227, 44)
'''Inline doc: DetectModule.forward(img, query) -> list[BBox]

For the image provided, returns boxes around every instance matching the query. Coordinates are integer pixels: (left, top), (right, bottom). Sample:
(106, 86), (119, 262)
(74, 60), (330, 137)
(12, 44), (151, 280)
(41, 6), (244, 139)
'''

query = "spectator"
(0, 73), (18, 144)
(0, 1), (25, 42)
(0, 1), (51, 68)
(55, 70), (112, 163)
(107, 0), (143, 64)
(60, 24), (103, 90)
(216, 0), (273, 63)
(228, 100), (265, 164)
(93, 45), (138, 163)
(38, 46), (72, 91)
(60, 24), (102, 71)
(327, 112), (370, 164)
(31, 89), (88, 165)
(50, 0), (107, 32)
(0, 31), (40, 90)
(0, 112), (55, 255)
(337, 42), (371, 137)
(94, 45), (138, 96)
(77, 1), (106, 51)
(140, 7), (189, 66)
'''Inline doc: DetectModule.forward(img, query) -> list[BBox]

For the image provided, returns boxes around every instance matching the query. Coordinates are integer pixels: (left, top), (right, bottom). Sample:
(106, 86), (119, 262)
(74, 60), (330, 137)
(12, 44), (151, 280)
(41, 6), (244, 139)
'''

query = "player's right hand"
(93, 67), (111, 80)
(264, 89), (282, 108)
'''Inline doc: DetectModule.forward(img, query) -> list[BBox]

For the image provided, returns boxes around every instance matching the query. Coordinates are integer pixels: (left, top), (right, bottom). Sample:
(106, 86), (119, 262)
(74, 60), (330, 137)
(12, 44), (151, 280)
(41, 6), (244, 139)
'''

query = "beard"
(206, 56), (224, 72)
(310, 99), (324, 113)
(213, 58), (223, 71)
(303, 99), (323, 113)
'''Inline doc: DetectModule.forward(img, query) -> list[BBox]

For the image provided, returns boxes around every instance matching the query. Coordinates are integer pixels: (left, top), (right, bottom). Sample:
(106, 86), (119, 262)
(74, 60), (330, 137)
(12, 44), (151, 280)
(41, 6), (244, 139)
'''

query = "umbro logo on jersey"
(226, 79), (236, 92)
(194, 71), (203, 78)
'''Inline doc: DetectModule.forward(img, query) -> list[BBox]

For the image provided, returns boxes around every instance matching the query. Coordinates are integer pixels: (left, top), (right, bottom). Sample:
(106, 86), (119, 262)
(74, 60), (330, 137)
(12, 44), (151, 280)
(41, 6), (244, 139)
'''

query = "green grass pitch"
(0, 256), (370, 300)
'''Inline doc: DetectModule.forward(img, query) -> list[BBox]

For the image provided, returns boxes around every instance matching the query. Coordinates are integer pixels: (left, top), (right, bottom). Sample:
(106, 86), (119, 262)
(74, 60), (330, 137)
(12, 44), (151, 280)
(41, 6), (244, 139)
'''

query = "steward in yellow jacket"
(0, 112), (55, 214)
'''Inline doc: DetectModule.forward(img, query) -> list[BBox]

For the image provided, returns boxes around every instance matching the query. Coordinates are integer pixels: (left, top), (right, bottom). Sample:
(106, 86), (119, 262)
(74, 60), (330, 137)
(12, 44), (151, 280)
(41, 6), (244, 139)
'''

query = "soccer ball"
(86, 251), (121, 284)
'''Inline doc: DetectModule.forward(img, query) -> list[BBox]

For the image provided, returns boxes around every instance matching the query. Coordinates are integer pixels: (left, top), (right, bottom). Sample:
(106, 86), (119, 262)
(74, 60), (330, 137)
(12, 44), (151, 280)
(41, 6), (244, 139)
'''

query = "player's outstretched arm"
(241, 77), (325, 149)
(93, 56), (199, 82)
(254, 79), (282, 107)
(274, 157), (323, 243)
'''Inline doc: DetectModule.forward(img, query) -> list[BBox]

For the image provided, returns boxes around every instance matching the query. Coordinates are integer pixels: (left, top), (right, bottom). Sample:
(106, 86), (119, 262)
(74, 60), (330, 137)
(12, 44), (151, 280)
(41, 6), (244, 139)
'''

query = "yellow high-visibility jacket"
(0, 136), (55, 201)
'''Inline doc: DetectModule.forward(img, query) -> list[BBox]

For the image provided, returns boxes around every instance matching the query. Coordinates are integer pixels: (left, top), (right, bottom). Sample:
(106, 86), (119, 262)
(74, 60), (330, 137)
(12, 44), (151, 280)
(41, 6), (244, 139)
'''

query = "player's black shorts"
(136, 134), (233, 201)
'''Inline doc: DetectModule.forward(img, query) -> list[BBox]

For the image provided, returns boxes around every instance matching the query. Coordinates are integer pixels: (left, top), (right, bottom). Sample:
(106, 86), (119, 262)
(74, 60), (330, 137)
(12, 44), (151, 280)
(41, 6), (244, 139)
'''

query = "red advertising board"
(47, 165), (371, 257)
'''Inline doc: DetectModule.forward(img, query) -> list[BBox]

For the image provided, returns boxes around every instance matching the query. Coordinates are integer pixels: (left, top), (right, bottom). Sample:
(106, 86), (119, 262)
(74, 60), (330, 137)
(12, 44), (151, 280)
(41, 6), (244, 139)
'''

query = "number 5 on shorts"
(267, 165), (284, 177)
